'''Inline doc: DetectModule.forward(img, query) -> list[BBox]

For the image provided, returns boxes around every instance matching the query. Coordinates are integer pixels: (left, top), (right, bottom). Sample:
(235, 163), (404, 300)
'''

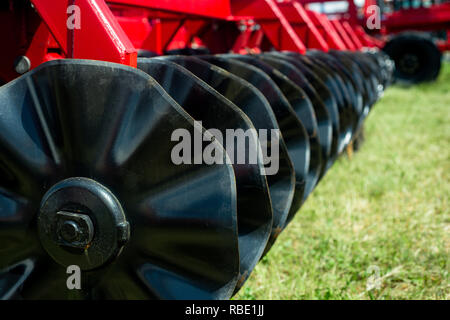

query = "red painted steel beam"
(296, 0), (350, 3)
(231, 21), (255, 54)
(247, 28), (264, 53)
(307, 10), (348, 50)
(31, 0), (137, 67)
(24, 22), (64, 68)
(231, 0), (306, 53)
(354, 25), (384, 48)
(110, 11), (153, 51)
(109, 4), (206, 54)
(330, 19), (356, 51)
(383, 3), (450, 33)
(278, 1), (329, 51)
(342, 20), (363, 49)
(107, 0), (233, 19)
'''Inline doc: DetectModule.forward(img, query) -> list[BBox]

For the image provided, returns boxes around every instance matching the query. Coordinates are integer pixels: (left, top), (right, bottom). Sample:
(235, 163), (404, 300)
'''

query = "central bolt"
(38, 177), (129, 270)
(59, 220), (81, 243)
(55, 211), (94, 249)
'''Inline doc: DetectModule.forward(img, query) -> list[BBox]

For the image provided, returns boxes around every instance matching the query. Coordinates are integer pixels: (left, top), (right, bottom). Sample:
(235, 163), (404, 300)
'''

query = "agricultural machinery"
(0, 0), (399, 300)
(308, 0), (449, 83)
(376, 0), (449, 83)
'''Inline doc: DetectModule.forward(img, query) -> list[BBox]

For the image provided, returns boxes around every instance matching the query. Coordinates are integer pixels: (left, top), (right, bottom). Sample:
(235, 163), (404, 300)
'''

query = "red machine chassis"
(0, 0), (380, 83)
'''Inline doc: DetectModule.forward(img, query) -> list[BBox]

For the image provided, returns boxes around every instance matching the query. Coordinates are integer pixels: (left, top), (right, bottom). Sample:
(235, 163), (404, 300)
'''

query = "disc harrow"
(0, 50), (392, 299)
(0, 0), (394, 300)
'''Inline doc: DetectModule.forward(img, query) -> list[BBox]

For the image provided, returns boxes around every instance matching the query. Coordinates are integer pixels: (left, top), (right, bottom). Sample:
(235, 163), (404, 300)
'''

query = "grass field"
(236, 63), (450, 300)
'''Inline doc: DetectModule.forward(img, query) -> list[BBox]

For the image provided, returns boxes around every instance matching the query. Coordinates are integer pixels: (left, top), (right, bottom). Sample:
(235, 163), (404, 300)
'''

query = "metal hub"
(55, 211), (95, 248)
(38, 177), (130, 271)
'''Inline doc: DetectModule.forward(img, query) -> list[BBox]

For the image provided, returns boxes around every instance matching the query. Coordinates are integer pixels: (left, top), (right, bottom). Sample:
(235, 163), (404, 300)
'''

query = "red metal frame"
(109, 0), (233, 19)
(381, 2), (450, 52)
(306, 10), (348, 50)
(31, 0), (137, 65)
(367, 1), (450, 34)
(0, 0), (384, 84)
(298, 0), (450, 51)
(107, 0), (354, 54)
(231, 0), (307, 53)
(277, 1), (330, 52)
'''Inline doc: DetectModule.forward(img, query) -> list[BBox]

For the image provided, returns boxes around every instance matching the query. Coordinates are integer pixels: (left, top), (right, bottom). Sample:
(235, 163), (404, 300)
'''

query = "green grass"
(235, 63), (450, 300)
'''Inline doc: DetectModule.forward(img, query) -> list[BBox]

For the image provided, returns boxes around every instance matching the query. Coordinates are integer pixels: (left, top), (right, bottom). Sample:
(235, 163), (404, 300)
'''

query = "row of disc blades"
(0, 50), (393, 299)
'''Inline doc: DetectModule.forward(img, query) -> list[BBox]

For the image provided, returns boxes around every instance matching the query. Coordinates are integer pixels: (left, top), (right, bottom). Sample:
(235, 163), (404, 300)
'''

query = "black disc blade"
(284, 53), (340, 169)
(15, 260), (85, 299)
(305, 51), (364, 138)
(0, 69), (66, 274)
(305, 51), (355, 153)
(159, 55), (295, 273)
(280, 52), (338, 170)
(0, 59), (240, 300)
(0, 73), (64, 199)
(329, 51), (373, 132)
(0, 259), (35, 299)
(256, 54), (324, 196)
(137, 58), (273, 293)
(0, 189), (40, 270)
(201, 55), (309, 228)
(220, 55), (311, 223)
(352, 52), (384, 105)
(264, 52), (335, 176)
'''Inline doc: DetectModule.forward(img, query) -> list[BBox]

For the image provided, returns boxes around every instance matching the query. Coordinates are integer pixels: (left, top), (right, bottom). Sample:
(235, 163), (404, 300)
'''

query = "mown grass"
(235, 63), (450, 300)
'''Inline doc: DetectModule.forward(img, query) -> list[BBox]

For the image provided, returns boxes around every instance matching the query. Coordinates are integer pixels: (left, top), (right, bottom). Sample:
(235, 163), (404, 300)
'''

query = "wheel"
(383, 32), (442, 84)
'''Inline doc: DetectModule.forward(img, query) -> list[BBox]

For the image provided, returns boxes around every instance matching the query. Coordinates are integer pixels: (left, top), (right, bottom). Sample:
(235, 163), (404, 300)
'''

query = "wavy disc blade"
(137, 58), (273, 292)
(201, 55), (310, 227)
(0, 60), (239, 299)
(158, 55), (295, 273)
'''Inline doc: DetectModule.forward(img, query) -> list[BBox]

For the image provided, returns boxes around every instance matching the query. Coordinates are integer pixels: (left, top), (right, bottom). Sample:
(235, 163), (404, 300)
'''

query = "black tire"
(383, 32), (442, 84)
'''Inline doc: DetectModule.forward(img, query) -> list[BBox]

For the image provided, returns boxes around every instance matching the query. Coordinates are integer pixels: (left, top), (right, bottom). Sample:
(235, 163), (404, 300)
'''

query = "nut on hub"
(38, 177), (130, 271)
(56, 211), (94, 248)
